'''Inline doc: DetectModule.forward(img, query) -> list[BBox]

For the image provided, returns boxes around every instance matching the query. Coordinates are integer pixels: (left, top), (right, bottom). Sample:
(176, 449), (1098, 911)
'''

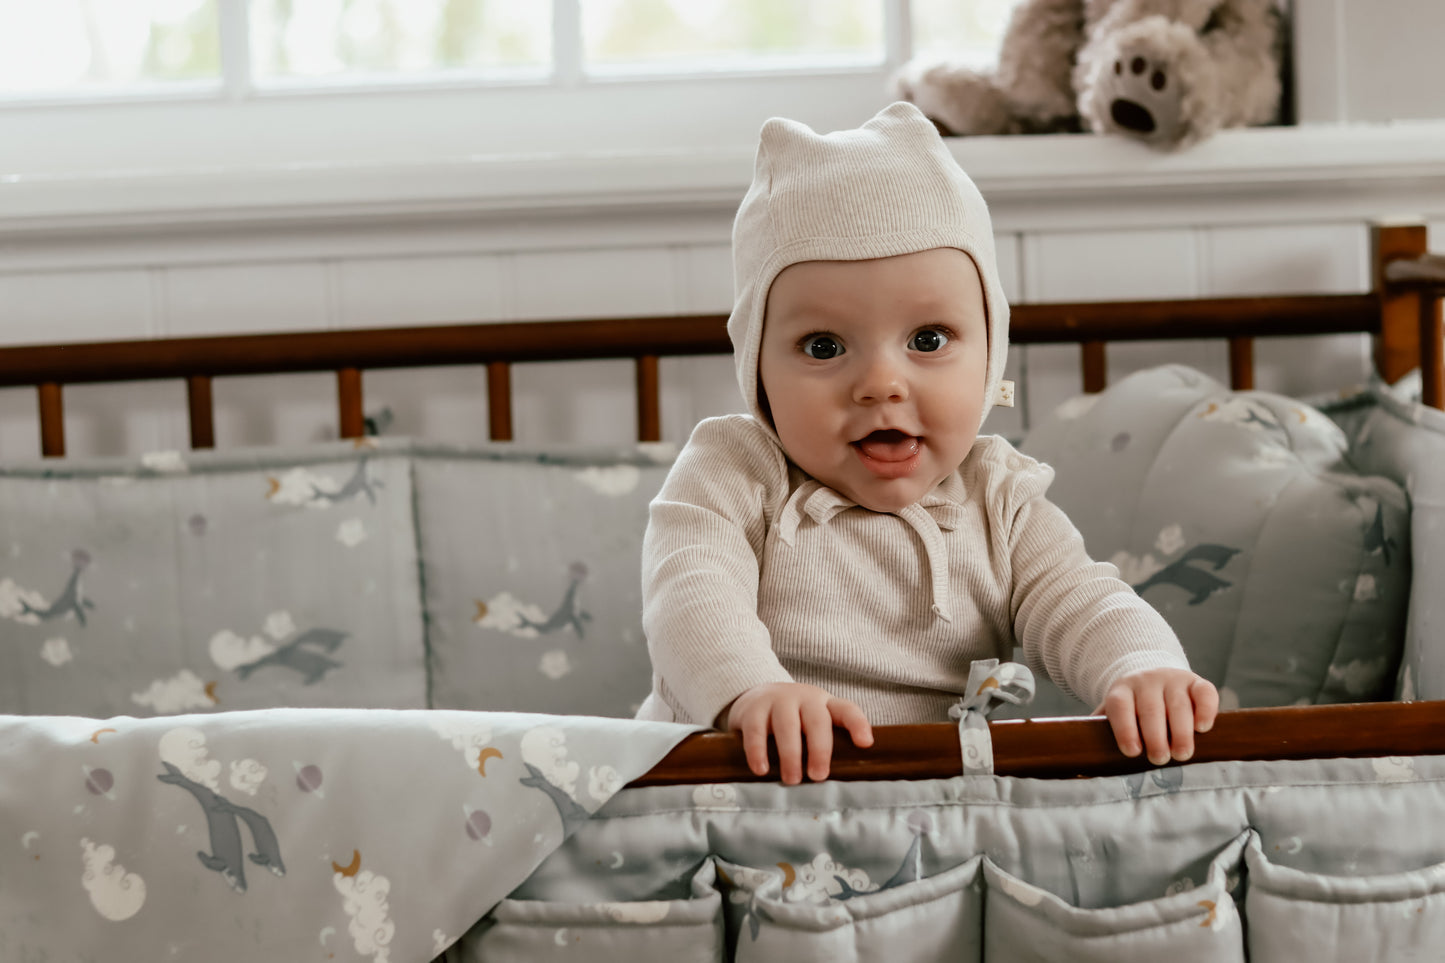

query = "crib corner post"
(1372, 221), (1428, 387)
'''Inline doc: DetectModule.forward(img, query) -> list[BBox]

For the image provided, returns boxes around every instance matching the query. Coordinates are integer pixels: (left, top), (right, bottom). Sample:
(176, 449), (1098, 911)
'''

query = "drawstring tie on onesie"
(775, 479), (966, 622)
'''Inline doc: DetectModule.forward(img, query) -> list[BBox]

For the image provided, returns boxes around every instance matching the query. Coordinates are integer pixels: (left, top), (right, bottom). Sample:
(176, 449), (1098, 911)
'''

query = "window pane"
(0, 0), (219, 94)
(582, 0), (884, 73)
(910, 0), (1017, 63)
(250, 0), (550, 82)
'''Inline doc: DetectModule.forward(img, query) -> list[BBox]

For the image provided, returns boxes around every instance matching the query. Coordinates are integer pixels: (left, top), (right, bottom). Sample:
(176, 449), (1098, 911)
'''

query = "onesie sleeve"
(642, 416), (796, 726)
(984, 439), (1191, 708)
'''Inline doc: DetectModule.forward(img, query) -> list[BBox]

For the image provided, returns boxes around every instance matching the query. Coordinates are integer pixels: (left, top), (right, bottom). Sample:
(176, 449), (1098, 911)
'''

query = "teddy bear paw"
(1098, 49), (1186, 144)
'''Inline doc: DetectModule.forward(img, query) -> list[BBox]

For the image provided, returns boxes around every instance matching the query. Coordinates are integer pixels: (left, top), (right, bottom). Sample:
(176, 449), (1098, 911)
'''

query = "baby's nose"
(852, 356), (909, 404)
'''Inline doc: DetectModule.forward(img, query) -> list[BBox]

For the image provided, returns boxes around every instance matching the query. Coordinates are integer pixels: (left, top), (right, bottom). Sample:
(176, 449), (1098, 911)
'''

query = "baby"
(635, 102), (1217, 784)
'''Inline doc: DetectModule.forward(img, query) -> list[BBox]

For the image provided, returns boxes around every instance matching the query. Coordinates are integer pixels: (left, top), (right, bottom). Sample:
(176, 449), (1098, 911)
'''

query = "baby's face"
(759, 248), (989, 513)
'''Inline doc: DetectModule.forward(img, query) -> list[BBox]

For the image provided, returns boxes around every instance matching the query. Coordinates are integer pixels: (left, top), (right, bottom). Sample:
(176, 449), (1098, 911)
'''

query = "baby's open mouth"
(853, 429), (921, 463)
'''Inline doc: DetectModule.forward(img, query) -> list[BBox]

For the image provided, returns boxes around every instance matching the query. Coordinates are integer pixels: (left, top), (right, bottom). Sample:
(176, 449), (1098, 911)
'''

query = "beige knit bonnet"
(727, 100), (1012, 435)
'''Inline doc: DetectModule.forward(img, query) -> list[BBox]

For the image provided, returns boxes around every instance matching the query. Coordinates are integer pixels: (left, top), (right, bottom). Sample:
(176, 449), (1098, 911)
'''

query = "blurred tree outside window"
(909, 0), (1017, 65)
(581, 0), (883, 72)
(250, 0), (550, 82)
(0, 0), (220, 94)
(0, 0), (1020, 97)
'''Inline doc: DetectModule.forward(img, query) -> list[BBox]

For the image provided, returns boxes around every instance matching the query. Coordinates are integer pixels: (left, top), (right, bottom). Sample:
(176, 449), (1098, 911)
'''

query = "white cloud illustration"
(426, 714), (495, 772)
(473, 592), (545, 639)
(587, 765), (622, 801)
(141, 450), (188, 474)
(336, 518), (368, 548)
(159, 727), (221, 790)
(133, 671), (214, 715)
(334, 869), (395, 963)
(209, 630), (276, 671)
(575, 464), (640, 497)
(539, 650), (571, 680)
(264, 610), (297, 641)
(0, 578), (46, 624)
(80, 838), (146, 921)
(229, 758), (268, 796)
(267, 467), (339, 507)
(784, 853), (873, 905)
(40, 637), (72, 667)
(520, 726), (579, 798)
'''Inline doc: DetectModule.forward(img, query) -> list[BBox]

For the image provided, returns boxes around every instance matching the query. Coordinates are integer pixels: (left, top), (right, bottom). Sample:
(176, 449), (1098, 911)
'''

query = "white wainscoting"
(3, 126), (1444, 460)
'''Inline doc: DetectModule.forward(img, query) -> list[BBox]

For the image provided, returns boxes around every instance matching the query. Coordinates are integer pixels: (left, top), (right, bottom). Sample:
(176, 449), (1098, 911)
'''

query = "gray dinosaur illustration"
(517, 562), (592, 638)
(519, 762), (591, 836)
(1124, 765), (1184, 799)
(311, 457), (383, 505)
(1365, 502), (1398, 566)
(20, 549), (95, 626)
(157, 762), (285, 892)
(235, 628), (347, 685)
(1133, 544), (1240, 605)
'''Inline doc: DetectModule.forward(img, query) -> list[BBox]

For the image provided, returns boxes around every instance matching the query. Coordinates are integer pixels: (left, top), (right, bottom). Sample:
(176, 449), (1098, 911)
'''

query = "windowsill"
(4, 119), (1445, 238)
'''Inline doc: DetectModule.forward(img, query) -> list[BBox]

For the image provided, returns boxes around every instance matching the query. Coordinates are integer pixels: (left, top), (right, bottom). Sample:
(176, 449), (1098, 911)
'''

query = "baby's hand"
(1098, 668), (1219, 766)
(719, 683), (874, 785)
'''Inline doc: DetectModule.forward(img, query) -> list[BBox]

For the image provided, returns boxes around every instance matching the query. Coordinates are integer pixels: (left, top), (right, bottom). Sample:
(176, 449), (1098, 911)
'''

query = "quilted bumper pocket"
(982, 831), (1248, 962)
(1244, 829), (1445, 962)
(717, 854), (984, 962)
(456, 858), (724, 962)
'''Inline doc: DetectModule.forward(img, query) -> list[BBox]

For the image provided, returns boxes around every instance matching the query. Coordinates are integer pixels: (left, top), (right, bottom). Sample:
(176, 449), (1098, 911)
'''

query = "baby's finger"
(1191, 678), (1220, 732)
(801, 700), (834, 782)
(739, 710), (770, 777)
(1165, 683), (1195, 761)
(1103, 687), (1141, 758)
(771, 703), (804, 786)
(1136, 690), (1171, 766)
(828, 698), (874, 748)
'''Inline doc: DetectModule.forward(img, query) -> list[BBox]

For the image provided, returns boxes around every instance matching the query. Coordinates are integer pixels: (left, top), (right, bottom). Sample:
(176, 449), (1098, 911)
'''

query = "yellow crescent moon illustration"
(777, 862), (796, 889)
(332, 849), (361, 877)
(204, 682), (219, 703)
(266, 477), (281, 498)
(976, 678), (1000, 695)
(1198, 900), (1217, 928)
(1199, 402), (1219, 417)
(90, 728), (116, 744)
(473, 600), (489, 623)
(477, 747), (504, 776)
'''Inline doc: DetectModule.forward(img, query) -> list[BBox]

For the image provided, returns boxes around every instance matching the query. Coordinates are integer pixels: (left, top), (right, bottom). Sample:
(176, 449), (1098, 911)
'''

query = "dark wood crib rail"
(627, 700), (1445, 787)
(3, 223), (1442, 458)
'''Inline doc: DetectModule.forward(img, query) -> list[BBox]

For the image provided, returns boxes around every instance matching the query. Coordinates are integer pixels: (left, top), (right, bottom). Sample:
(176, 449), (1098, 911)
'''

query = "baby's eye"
(801, 335), (843, 360)
(910, 329), (950, 352)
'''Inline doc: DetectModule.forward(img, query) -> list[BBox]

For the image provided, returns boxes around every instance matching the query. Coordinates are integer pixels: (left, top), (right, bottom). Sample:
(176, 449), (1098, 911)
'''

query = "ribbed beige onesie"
(635, 415), (1189, 727)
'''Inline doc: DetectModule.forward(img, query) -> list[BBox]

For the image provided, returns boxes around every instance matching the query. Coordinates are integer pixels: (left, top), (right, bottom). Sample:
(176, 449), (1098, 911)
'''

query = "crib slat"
(337, 368), (365, 440)
(1423, 294), (1444, 409)
(186, 376), (215, 449)
(636, 355), (661, 442)
(487, 361), (513, 441)
(37, 383), (65, 458)
(1228, 337), (1255, 390)
(1081, 341), (1107, 392)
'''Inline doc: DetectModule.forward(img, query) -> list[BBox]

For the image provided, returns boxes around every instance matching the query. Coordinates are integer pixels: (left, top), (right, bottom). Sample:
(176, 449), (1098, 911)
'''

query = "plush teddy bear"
(893, 0), (1284, 149)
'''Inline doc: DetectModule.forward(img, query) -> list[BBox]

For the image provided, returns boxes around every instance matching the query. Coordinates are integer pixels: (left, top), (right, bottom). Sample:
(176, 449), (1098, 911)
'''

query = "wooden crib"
(3, 221), (1443, 787)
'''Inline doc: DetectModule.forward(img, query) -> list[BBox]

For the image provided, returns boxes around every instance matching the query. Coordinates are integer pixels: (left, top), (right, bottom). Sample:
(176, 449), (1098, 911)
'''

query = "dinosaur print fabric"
(1016, 365), (1413, 716)
(0, 708), (698, 961)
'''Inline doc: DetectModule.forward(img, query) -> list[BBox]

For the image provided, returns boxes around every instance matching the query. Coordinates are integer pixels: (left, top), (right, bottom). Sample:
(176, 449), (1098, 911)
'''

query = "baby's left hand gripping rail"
(628, 701), (1445, 787)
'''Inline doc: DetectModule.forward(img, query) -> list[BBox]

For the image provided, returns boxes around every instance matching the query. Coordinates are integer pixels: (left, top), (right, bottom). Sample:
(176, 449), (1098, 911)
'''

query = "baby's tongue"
(857, 430), (920, 462)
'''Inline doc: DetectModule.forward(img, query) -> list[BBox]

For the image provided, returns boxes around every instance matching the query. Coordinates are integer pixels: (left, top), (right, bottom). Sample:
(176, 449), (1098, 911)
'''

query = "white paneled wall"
(0, 215), (1414, 461)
